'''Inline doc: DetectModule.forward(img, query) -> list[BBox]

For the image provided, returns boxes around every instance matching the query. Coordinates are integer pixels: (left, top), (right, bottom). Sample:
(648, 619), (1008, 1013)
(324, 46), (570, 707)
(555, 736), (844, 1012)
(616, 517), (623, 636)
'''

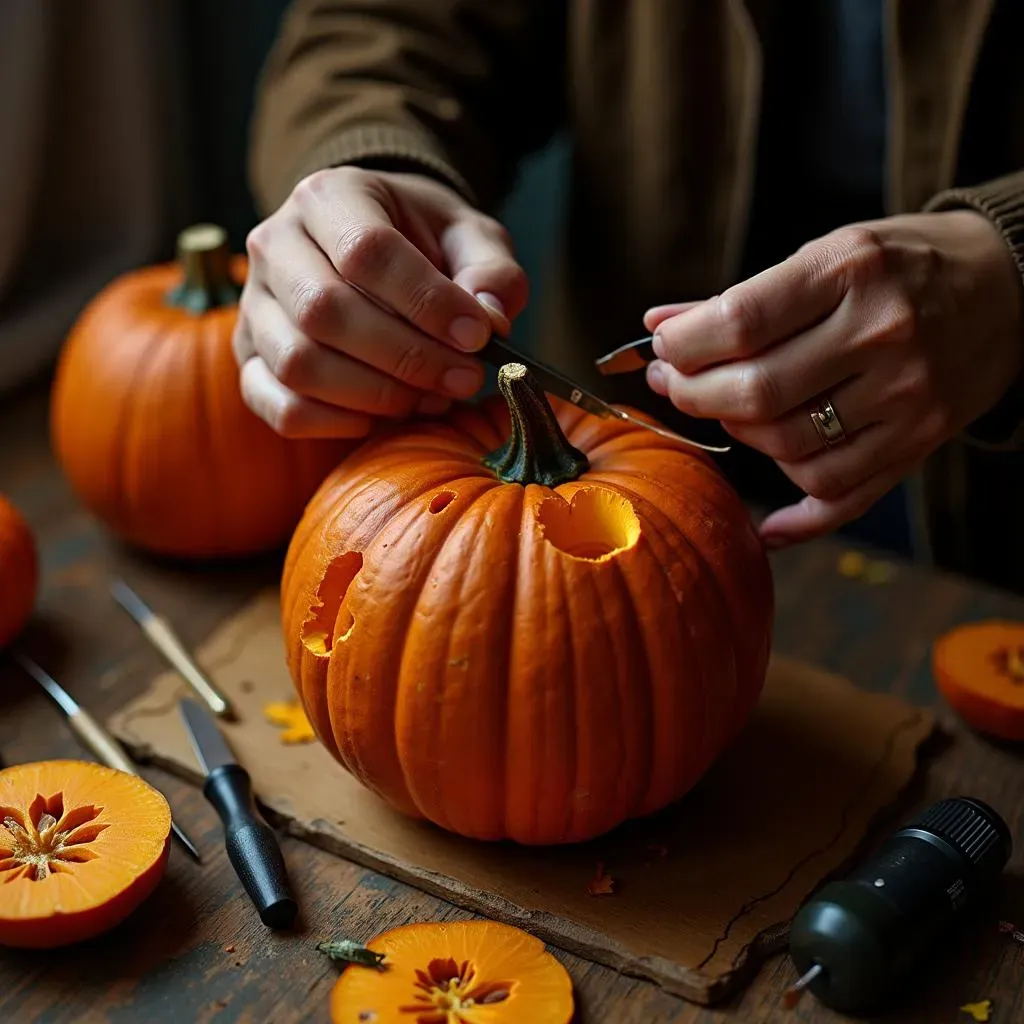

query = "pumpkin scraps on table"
(321, 920), (574, 1024)
(0, 760), (171, 949)
(0, 493), (37, 649)
(281, 361), (773, 846)
(932, 621), (1024, 740)
(49, 223), (350, 559)
(263, 700), (317, 744)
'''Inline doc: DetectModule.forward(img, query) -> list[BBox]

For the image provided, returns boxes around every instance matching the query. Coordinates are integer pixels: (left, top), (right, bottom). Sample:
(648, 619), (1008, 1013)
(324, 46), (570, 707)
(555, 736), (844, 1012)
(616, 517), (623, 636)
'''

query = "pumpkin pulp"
(329, 920), (574, 1024)
(0, 761), (171, 948)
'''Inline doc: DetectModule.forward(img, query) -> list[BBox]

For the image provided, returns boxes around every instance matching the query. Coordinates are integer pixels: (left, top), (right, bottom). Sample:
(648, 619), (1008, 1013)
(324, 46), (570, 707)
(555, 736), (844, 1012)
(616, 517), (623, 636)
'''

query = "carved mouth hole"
(302, 551), (363, 656)
(536, 488), (641, 561)
(0, 794), (107, 882)
(400, 958), (514, 1021)
(428, 491), (456, 514)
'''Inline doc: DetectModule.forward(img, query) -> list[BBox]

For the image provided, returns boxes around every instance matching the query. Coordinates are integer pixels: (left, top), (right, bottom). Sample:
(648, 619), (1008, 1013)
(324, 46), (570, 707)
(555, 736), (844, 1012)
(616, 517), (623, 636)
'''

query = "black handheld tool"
(179, 698), (298, 929)
(787, 796), (1012, 1014)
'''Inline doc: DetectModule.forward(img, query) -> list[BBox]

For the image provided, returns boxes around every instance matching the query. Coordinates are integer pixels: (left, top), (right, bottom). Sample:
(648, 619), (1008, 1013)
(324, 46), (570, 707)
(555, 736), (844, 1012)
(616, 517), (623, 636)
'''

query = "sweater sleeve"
(925, 169), (1024, 450)
(248, 0), (567, 216)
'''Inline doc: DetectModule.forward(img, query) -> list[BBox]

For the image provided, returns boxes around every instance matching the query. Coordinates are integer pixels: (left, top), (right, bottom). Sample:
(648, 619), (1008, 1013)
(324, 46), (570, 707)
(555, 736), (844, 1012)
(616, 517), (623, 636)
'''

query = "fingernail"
(652, 331), (666, 359)
(647, 361), (666, 393)
(417, 393), (451, 416)
(475, 292), (506, 319)
(449, 315), (490, 352)
(442, 366), (482, 398)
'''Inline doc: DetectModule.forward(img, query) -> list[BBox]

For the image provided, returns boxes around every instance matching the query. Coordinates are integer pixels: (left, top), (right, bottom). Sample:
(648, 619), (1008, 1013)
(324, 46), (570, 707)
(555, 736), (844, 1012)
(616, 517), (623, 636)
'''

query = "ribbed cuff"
(280, 123), (478, 211)
(925, 171), (1024, 450)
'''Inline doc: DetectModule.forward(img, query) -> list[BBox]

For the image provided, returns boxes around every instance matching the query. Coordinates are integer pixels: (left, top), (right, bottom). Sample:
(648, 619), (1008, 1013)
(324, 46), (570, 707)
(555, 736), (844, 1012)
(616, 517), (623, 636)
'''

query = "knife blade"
(179, 698), (297, 929)
(11, 651), (201, 862)
(479, 335), (730, 453)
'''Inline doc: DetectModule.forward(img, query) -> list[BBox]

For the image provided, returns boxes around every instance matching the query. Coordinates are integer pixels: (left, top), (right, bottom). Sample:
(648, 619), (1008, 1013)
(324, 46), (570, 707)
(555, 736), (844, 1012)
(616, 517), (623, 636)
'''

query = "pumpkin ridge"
(603, 551), (657, 823)
(578, 472), (719, 793)
(588, 458), (769, 728)
(397, 482), (512, 835)
(333, 475), (499, 808)
(109, 320), (167, 537)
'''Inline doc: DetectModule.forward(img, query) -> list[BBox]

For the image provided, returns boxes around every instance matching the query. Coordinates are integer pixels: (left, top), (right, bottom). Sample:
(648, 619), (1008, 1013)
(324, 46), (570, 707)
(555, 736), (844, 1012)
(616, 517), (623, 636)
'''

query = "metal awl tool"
(111, 579), (235, 720)
(11, 651), (201, 862)
(594, 334), (659, 376)
(479, 335), (731, 453)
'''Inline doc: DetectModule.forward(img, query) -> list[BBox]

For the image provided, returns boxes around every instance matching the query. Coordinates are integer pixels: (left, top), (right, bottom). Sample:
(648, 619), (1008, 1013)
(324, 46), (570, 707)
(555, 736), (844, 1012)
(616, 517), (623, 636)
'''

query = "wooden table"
(1, 376), (1022, 1024)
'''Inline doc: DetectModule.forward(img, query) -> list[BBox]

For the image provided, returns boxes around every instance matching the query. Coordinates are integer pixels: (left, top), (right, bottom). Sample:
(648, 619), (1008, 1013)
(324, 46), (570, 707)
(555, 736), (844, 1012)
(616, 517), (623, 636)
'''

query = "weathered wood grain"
(2, 378), (1023, 1024)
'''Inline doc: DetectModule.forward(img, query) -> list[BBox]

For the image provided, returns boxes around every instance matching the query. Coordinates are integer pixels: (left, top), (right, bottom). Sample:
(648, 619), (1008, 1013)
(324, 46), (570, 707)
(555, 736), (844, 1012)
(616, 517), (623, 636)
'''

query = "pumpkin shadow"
(0, 871), (196, 995)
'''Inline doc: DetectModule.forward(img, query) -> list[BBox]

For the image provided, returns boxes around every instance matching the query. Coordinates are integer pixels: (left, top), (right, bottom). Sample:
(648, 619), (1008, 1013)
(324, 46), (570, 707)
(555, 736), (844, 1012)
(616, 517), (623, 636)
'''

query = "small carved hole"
(428, 490), (455, 514)
(302, 551), (363, 656)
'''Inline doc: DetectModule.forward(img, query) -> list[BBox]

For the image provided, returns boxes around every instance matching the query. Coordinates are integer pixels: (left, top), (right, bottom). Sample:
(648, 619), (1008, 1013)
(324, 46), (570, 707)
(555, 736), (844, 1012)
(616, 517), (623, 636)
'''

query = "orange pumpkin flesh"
(0, 495), (37, 648)
(282, 364), (773, 845)
(50, 224), (350, 558)
(933, 621), (1024, 741)
(0, 761), (171, 949)
(329, 920), (574, 1024)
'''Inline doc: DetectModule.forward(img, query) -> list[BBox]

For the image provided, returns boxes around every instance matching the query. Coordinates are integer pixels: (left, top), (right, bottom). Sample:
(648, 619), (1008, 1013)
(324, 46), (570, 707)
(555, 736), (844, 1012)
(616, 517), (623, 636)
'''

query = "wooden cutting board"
(108, 589), (934, 1005)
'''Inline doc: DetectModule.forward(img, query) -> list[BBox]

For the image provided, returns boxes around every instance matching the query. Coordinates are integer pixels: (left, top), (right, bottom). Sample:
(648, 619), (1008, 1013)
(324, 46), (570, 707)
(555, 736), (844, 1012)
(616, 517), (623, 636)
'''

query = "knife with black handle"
(179, 698), (297, 929)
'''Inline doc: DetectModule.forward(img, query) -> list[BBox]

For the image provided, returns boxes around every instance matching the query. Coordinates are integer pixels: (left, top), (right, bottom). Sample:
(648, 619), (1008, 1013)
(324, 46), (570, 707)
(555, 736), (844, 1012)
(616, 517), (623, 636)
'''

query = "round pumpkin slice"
(0, 760), (172, 949)
(933, 621), (1024, 741)
(330, 920), (574, 1024)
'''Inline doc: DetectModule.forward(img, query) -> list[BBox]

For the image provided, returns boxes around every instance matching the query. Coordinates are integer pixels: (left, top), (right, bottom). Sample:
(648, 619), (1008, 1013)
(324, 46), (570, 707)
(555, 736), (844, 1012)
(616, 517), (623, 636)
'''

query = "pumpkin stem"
(483, 363), (590, 485)
(165, 223), (241, 313)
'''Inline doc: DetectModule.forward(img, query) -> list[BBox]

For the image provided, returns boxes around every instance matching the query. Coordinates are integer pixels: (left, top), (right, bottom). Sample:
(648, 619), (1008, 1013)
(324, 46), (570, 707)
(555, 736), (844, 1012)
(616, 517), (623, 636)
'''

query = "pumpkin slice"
(0, 494), (37, 648)
(0, 760), (171, 948)
(329, 920), (574, 1024)
(932, 621), (1024, 741)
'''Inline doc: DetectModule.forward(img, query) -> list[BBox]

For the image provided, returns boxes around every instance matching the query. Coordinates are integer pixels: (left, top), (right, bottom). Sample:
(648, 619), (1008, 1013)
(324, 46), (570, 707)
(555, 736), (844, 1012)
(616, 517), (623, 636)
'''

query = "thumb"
(441, 212), (529, 334)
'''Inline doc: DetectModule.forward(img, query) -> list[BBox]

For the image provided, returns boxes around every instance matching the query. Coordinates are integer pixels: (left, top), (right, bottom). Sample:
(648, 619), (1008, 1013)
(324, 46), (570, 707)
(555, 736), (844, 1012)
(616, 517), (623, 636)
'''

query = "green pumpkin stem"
(165, 223), (241, 313)
(483, 363), (590, 485)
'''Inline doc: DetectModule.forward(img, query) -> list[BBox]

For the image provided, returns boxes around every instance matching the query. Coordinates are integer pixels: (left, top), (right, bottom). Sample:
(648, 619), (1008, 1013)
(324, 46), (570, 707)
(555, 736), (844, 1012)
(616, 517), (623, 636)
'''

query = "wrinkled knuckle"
(245, 223), (272, 262)
(403, 279), (446, 326)
(716, 293), (760, 355)
(875, 292), (918, 346)
(292, 168), (334, 206)
(292, 281), (341, 337)
(391, 342), (429, 385)
(839, 226), (886, 286)
(336, 223), (396, 281)
(272, 339), (317, 391)
(272, 396), (308, 439)
(735, 364), (778, 421)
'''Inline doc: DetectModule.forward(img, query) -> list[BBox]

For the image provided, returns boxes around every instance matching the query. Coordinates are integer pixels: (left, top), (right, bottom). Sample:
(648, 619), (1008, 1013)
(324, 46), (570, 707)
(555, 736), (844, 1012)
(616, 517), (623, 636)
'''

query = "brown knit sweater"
(249, 0), (1024, 592)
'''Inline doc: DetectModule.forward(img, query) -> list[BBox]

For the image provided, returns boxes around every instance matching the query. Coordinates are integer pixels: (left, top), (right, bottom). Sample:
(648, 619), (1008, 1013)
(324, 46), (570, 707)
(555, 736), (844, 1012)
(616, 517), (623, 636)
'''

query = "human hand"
(645, 212), (1024, 545)
(233, 168), (527, 437)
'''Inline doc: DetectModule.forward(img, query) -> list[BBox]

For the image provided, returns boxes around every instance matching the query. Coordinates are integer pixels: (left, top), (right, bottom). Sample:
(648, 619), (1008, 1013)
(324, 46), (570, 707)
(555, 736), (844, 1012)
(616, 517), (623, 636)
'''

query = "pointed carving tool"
(111, 579), (235, 720)
(179, 698), (297, 929)
(479, 335), (731, 453)
(11, 650), (201, 862)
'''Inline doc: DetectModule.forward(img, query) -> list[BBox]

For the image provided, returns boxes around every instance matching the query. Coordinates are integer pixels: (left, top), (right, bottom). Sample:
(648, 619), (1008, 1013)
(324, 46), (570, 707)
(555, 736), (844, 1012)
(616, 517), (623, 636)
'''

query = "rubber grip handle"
(203, 764), (297, 929)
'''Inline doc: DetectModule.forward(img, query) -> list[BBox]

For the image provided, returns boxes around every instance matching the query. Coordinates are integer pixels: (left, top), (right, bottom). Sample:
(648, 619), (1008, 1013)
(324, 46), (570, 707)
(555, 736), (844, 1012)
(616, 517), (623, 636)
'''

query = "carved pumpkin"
(0, 760), (171, 948)
(327, 920), (574, 1024)
(282, 364), (773, 845)
(50, 224), (350, 558)
(0, 495), (37, 648)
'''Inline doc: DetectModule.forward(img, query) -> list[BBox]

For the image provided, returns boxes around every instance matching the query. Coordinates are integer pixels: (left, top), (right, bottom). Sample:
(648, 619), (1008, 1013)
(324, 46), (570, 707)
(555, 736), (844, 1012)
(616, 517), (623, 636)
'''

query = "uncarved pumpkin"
(328, 919), (574, 1024)
(0, 760), (171, 948)
(50, 224), (350, 558)
(0, 495), (37, 648)
(282, 363), (773, 845)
